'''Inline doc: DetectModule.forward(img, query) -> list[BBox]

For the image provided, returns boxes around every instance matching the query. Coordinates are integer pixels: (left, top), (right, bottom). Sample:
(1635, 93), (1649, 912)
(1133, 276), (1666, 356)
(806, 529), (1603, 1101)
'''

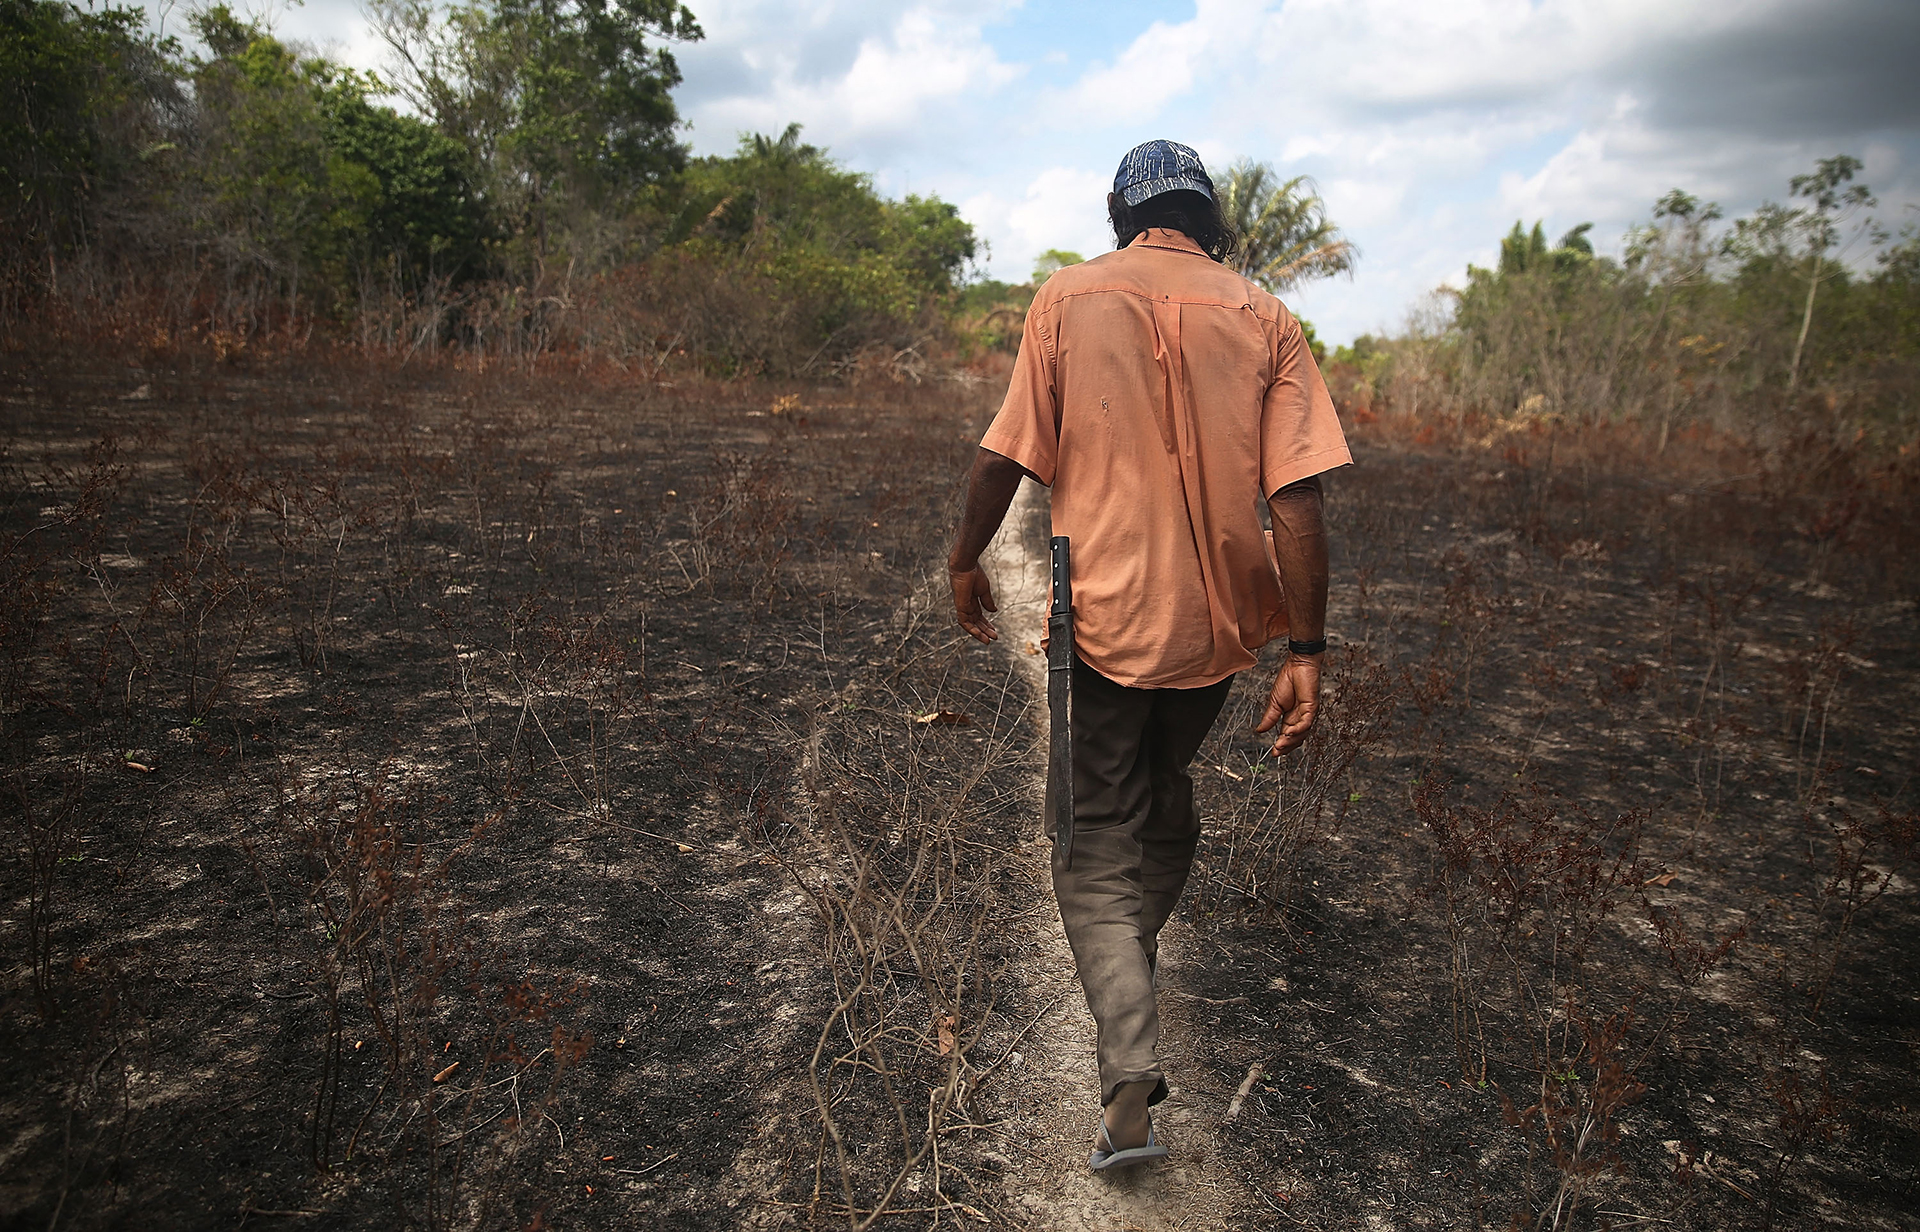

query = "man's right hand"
(950, 565), (999, 643)
(1255, 653), (1322, 755)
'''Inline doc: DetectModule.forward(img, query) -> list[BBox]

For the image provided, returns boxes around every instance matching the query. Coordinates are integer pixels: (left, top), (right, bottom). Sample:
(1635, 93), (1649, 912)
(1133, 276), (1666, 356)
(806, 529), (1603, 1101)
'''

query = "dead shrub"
(1191, 643), (1397, 920)
(784, 681), (1021, 1229)
(262, 757), (591, 1227)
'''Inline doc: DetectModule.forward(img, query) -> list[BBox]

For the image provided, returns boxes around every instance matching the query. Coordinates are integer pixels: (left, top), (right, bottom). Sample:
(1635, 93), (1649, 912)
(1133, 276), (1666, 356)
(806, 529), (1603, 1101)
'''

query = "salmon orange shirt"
(981, 228), (1352, 689)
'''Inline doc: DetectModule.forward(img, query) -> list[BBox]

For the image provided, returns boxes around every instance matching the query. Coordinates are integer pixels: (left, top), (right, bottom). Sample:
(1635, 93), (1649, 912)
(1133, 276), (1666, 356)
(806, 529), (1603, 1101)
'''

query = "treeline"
(1334, 160), (1920, 444)
(1, 0), (975, 374)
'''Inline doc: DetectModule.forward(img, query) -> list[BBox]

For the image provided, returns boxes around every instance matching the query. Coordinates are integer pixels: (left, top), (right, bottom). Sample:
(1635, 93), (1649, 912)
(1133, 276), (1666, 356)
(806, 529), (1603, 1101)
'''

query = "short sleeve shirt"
(980, 228), (1352, 689)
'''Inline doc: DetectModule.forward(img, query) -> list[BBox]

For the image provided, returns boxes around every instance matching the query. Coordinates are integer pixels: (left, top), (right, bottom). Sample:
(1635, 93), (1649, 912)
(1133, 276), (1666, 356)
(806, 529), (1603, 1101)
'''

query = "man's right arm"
(947, 448), (1032, 643)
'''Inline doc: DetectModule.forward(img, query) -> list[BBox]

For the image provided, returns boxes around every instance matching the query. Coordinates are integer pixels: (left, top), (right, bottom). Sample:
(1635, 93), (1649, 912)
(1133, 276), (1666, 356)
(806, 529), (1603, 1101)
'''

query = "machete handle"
(1049, 536), (1071, 616)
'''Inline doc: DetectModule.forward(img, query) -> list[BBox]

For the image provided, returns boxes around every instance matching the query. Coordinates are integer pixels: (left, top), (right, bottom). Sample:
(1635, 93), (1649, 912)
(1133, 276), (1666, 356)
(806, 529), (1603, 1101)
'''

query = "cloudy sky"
(200, 0), (1919, 343)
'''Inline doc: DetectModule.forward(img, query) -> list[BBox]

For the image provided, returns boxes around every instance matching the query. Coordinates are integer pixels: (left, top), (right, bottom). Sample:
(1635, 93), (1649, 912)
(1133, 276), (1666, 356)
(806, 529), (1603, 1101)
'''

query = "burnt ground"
(0, 348), (1915, 1231)
(1163, 425), (1920, 1230)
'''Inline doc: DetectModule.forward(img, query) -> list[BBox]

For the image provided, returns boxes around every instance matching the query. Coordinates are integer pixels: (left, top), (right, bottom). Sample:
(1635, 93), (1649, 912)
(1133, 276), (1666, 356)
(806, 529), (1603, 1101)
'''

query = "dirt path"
(980, 481), (1252, 1231)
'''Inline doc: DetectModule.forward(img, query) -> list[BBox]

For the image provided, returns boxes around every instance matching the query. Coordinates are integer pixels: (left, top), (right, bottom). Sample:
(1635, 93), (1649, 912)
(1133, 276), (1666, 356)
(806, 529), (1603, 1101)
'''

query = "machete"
(1047, 535), (1074, 870)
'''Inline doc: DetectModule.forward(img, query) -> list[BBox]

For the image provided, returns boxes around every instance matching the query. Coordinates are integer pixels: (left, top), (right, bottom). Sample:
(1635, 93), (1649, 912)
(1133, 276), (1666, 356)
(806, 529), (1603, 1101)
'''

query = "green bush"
(181, 7), (487, 318)
(649, 125), (976, 370)
(1, 0), (179, 261)
(1359, 169), (1920, 445)
(2, 4), (982, 371)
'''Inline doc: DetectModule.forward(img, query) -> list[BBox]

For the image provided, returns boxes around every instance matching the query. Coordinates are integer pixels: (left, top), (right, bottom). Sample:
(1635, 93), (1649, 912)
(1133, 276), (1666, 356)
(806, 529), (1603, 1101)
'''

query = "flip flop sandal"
(1088, 1115), (1171, 1171)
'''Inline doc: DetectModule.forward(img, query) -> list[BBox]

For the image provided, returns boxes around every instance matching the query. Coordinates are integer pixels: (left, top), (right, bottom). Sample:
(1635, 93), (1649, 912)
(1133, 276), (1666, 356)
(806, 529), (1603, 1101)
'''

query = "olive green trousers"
(1045, 653), (1233, 1106)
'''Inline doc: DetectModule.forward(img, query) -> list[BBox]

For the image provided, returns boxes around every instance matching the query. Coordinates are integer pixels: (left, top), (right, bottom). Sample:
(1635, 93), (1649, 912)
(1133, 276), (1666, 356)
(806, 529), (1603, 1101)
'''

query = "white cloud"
(676, 0), (1021, 158)
(1042, 0), (1229, 128)
(963, 166), (1113, 281)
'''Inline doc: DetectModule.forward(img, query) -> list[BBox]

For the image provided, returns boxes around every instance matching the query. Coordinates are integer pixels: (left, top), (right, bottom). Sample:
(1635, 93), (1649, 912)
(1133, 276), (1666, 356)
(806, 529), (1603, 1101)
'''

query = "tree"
(1783, 155), (1874, 398)
(180, 6), (488, 322)
(1450, 218), (1639, 425)
(1031, 248), (1081, 282)
(667, 124), (978, 357)
(1, 0), (180, 261)
(314, 67), (488, 281)
(185, 7), (373, 314)
(679, 124), (885, 256)
(369, 0), (701, 254)
(675, 124), (974, 297)
(1499, 220), (1550, 274)
(1626, 190), (1723, 282)
(882, 194), (975, 296)
(1297, 316), (1326, 362)
(1625, 190), (1725, 451)
(1216, 160), (1356, 294)
(1867, 221), (1920, 386)
(1495, 220), (1594, 278)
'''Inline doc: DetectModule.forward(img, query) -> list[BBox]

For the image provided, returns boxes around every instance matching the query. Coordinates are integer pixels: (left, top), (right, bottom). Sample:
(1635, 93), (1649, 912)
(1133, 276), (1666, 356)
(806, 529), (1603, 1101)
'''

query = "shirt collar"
(1128, 227), (1206, 255)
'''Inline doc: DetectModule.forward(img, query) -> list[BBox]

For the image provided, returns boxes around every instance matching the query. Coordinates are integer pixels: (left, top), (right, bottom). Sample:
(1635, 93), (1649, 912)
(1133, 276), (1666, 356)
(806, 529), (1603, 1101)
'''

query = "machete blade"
(1047, 536), (1074, 870)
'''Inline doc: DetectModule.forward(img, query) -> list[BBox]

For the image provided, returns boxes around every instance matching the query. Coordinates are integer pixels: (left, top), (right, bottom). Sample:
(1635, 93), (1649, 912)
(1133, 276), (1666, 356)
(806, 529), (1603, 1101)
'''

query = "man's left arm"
(1255, 474), (1329, 754)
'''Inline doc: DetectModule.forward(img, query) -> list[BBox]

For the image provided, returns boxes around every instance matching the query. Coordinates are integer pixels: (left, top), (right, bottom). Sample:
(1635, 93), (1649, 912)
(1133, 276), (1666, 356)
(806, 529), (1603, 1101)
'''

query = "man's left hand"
(1255, 653), (1322, 755)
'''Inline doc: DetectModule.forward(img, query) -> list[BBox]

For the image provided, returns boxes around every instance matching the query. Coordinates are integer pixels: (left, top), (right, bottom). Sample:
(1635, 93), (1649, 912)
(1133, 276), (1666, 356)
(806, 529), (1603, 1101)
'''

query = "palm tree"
(1217, 160), (1358, 294)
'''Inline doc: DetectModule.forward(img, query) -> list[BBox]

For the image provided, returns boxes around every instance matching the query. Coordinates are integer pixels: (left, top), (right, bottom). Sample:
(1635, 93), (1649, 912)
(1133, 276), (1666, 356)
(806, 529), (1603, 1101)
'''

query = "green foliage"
(955, 279), (1031, 315)
(185, 8), (375, 297)
(1487, 220), (1594, 280)
(1879, 225), (1920, 285)
(367, 0), (700, 255)
(1496, 220), (1549, 274)
(1217, 160), (1357, 293)
(1031, 248), (1082, 282)
(677, 125), (881, 249)
(3, 2), (977, 370)
(951, 278), (1033, 355)
(1790, 155), (1873, 251)
(1298, 315), (1325, 363)
(1869, 226), (1920, 371)
(1447, 220), (1621, 420)
(884, 195), (976, 295)
(1331, 333), (1378, 368)
(1331, 333), (1392, 386)
(664, 125), (976, 356)
(1365, 156), (1917, 444)
(182, 7), (485, 310)
(315, 69), (488, 278)
(1, 0), (179, 251)
(491, 0), (700, 192)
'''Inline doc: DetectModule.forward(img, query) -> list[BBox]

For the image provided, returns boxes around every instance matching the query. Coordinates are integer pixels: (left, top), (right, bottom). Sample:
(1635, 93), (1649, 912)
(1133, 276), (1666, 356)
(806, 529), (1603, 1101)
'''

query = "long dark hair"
(1108, 189), (1239, 265)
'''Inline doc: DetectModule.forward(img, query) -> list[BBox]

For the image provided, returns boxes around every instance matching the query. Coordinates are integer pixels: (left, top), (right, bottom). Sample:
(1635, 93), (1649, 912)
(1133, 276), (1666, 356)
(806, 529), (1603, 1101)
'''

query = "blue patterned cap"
(1113, 140), (1214, 206)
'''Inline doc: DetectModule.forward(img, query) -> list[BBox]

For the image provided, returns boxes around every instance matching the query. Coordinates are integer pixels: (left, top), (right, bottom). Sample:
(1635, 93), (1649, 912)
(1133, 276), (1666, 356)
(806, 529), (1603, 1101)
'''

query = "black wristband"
(1287, 636), (1328, 656)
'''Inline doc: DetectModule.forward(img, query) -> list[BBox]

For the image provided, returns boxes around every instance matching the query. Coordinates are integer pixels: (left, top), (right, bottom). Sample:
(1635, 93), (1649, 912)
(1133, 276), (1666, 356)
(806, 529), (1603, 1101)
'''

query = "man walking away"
(946, 139), (1351, 1170)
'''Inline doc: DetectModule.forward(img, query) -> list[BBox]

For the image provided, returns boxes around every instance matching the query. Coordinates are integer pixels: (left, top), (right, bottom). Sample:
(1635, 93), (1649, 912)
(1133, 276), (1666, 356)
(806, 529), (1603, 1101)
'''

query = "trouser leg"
(1048, 654), (1231, 1107)
(1137, 682), (1233, 970)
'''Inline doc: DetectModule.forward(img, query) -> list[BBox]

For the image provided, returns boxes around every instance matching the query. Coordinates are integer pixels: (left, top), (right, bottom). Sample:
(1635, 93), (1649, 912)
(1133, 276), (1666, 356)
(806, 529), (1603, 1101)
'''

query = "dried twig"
(1224, 1062), (1266, 1124)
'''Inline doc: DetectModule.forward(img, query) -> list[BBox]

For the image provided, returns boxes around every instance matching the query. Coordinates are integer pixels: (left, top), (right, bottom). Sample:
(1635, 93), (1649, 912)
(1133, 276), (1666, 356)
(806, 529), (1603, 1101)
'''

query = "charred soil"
(1, 349), (1916, 1231)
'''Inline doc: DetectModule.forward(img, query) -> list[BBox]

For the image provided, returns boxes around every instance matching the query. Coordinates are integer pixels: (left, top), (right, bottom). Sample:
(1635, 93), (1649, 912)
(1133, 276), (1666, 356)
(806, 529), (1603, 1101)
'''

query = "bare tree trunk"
(1785, 251), (1821, 402)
